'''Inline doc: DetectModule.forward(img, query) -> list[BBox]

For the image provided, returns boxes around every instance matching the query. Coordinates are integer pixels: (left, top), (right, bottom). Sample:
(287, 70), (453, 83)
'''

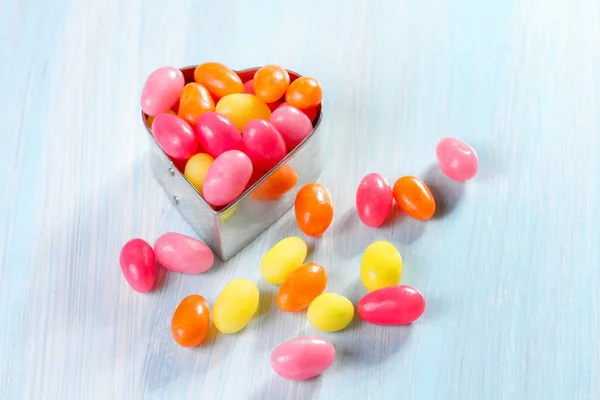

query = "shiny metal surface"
(143, 66), (323, 261)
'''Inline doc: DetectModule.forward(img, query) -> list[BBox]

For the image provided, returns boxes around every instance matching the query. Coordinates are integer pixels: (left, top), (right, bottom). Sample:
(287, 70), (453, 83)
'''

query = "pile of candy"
(140, 62), (322, 207)
(123, 61), (479, 381)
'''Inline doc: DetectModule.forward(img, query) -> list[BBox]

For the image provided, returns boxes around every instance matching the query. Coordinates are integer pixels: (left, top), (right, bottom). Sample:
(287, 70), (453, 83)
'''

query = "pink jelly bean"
(152, 114), (199, 160)
(270, 105), (313, 151)
(141, 66), (185, 117)
(243, 79), (255, 94)
(242, 119), (286, 171)
(195, 112), (243, 159)
(355, 173), (393, 227)
(154, 232), (214, 274)
(270, 336), (335, 381)
(203, 150), (253, 206)
(435, 137), (478, 181)
(119, 238), (157, 293)
(358, 285), (426, 325)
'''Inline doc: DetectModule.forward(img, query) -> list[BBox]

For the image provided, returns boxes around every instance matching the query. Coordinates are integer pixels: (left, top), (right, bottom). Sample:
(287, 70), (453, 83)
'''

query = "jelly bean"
(195, 112), (243, 159)
(285, 77), (322, 110)
(267, 100), (285, 112)
(392, 176), (436, 220)
(270, 336), (335, 380)
(141, 66), (185, 117)
(253, 64), (290, 104)
(151, 114), (199, 160)
(260, 236), (307, 284)
(119, 238), (157, 293)
(277, 263), (327, 312)
(212, 278), (259, 334)
(203, 150), (253, 206)
(251, 164), (298, 201)
(307, 293), (354, 332)
(243, 119), (286, 172)
(215, 93), (271, 132)
(360, 240), (402, 291)
(294, 182), (333, 237)
(193, 62), (243, 99)
(171, 294), (211, 347)
(177, 82), (215, 126)
(243, 79), (255, 94)
(270, 105), (313, 151)
(184, 153), (214, 195)
(301, 104), (319, 122)
(146, 109), (175, 130)
(357, 285), (426, 325)
(436, 137), (478, 181)
(355, 173), (393, 227)
(154, 232), (214, 274)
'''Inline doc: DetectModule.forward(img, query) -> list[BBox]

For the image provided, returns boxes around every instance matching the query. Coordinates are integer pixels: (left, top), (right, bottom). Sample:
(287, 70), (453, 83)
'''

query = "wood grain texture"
(1, 0), (600, 398)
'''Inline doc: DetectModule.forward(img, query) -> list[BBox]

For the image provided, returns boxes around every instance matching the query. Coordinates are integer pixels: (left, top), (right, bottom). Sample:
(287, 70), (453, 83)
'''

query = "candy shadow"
(247, 374), (323, 400)
(253, 286), (277, 322)
(332, 208), (384, 259)
(391, 212), (426, 246)
(423, 163), (465, 219)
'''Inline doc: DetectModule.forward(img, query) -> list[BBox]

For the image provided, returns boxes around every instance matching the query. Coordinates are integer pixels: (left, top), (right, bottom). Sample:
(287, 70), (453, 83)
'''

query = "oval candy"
(307, 293), (354, 332)
(215, 93), (271, 132)
(151, 113), (199, 160)
(243, 119), (287, 172)
(294, 182), (333, 237)
(184, 153), (214, 195)
(285, 77), (322, 110)
(193, 62), (243, 99)
(392, 176), (436, 221)
(251, 164), (298, 201)
(212, 278), (260, 334)
(177, 82), (215, 126)
(270, 105), (313, 151)
(171, 294), (211, 347)
(270, 336), (335, 381)
(154, 232), (214, 274)
(141, 66), (185, 117)
(202, 150), (253, 206)
(119, 238), (157, 293)
(243, 79), (255, 94)
(436, 137), (479, 181)
(277, 263), (327, 312)
(253, 64), (290, 104)
(355, 173), (393, 227)
(195, 112), (243, 159)
(360, 240), (402, 291)
(260, 236), (307, 285)
(357, 285), (426, 325)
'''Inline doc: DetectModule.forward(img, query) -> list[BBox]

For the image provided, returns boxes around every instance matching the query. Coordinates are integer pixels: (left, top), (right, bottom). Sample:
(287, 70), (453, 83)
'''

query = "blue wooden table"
(2, 0), (599, 399)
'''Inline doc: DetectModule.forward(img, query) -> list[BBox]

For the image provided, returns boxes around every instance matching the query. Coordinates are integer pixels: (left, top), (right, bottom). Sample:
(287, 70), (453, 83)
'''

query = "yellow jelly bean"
(260, 236), (307, 284)
(360, 240), (402, 291)
(184, 153), (214, 195)
(215, 93), (271, 132)
(212, 278), (259, 334)
(307, 293), (354, 332)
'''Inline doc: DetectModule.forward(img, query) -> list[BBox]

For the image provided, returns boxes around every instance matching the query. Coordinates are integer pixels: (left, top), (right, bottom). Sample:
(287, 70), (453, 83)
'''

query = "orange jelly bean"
(178, 83), (215, 126)
(285, 77), (322, 110)
(392, 176), (436, 221)
(193, 62), (244, 99)
(253, 64), (290, 104)
(251, 164), (298, 201)
(277, 263), (327, 312)
(171, 294), (211, 347)
(294, 182), (333, 237)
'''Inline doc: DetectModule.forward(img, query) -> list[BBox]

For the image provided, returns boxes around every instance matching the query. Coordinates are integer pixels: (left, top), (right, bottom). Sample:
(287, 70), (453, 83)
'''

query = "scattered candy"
(178, 82), (215, 126)
(294, 182), (334, 237)
(250, 164), (298, 201)
(202, 150), (253, 207)
(154, 232), (214, 274)
(242, 119), (287, 171)
(151, 113), (199, 160)
(119, 238), (157, 293)
(436, 137), (478, 181)
(270, 105), (313, 151)
(212, 278), (259, 334)
(392, 176), (436, 221)
(253, 64), (290, 104)
(195, 112), (243, 159)
(260, 236), (307, 284)
(277, 263), (327, 312)
(307, 292), (354, 332)
(193, 62), (244, 99)
(357, 285), (426, 325)
(141, 66), (185, 117)
(171, 294), (211, 347)
(285, 77), (322, 110)
(355, 173), (393, 227)
(360, 240), (402, 291)
(184, 153), (214, 195)
(270, 336), (335, 380)
(215, 93), (272, 132)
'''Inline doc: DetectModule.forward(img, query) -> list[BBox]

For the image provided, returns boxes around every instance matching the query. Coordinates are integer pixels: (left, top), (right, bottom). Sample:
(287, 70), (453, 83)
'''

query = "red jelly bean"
(355, 173), (393, 227)
(152, 113), (199, 160)
(119, 238), (157, 293)
(195, 112), (243, 159)
(357, 285), (426, 325)
(242, 119), (286, 172)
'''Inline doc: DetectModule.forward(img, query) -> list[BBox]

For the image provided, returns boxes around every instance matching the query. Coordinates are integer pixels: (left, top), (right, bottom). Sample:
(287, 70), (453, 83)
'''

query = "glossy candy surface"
(260, 236), (307, 284)
(358, 285), (426, 325)
(212, 278), (259, 334)
(355, 173), (393, 227)
(277, 263), (327, 312)
(285, 77), (322, 110)
(270, 337), (335, 381)
(251, 164), (298, 201)
(243, 79), (255, 94)
(253, 64), (290, 103)
(202, 150), (253, 206)
(151, 114), (199, 160)
(177, 82), (215, 126)
(184, 153), (214, 195)
(436, 137), (479, 181)
(193, 62), (243, 99)
(307, 293), (354, 332)
(294, 183), (333, 237)
(215, 93), (271, 132)
(242, 119), (286, 171)
(154, 232), (214, 274)
(119, 238), (157, 293)
(392, 176), (436, 220)
(270, 105), (313, 151)
(171, 294), (211, 347)
(194, 112), (243, 158)
(360, 240), (402, 291)
(141, 66), (185, 116)
(146, 109), (175, 129)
